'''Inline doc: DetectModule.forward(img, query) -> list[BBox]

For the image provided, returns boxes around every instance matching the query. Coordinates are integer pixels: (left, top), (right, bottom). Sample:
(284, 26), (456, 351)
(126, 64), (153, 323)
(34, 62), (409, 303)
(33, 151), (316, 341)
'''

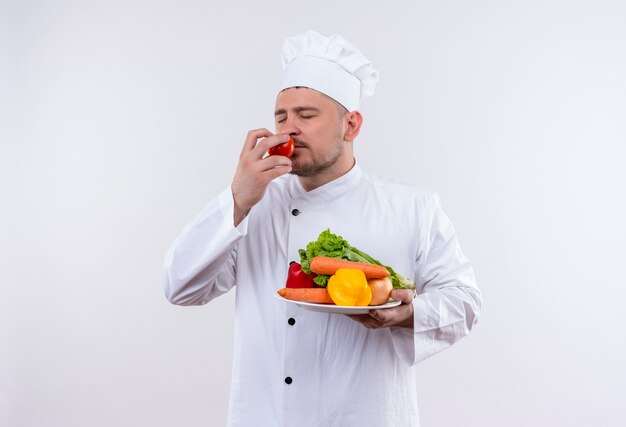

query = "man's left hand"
(347, 289), (414, 329)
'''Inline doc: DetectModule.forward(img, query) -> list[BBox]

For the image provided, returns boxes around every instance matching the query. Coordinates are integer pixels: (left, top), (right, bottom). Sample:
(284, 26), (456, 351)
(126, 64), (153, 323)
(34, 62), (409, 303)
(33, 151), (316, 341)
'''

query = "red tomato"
(268, 136), (295, 158)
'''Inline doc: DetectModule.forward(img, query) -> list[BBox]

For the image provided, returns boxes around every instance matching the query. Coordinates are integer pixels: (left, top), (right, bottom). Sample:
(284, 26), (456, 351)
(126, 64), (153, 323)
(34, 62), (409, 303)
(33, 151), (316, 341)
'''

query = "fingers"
(347, 313), (386, 329)
(241, 128), (273, 156)
(231, 129), (292, 219)
(253, 133), (291, 158)
(366, 309), (396, 327)
(258, 151), (292, 171)
(390, 289), (414, 304)
(244, 154), (291, 185)
(261, 161), (292, 182)
(347, 314), (371, 323)
(346, 300), (414, 329)
(346, 314), (382, 330)
(244, 133), (293, 179)
(240, 129), (291, 160)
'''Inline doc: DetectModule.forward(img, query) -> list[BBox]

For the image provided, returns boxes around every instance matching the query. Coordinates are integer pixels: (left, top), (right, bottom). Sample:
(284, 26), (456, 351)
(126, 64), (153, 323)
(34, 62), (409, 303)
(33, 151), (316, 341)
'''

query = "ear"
(343, 111), (363, 142)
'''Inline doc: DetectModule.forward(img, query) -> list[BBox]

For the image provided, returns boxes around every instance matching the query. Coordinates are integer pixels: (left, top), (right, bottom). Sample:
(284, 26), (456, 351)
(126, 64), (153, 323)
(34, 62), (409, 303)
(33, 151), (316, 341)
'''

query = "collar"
(288, 160), (362, 206)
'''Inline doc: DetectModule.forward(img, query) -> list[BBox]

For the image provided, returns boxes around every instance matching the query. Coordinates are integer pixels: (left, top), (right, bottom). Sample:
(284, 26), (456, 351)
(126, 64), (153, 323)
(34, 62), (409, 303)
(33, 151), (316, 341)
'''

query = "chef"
(163, 29), (481, 427)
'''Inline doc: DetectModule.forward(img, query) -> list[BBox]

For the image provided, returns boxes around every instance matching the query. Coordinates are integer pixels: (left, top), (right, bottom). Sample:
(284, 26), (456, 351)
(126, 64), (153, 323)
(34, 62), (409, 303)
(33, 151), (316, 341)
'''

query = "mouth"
(293, 138), (308, 148)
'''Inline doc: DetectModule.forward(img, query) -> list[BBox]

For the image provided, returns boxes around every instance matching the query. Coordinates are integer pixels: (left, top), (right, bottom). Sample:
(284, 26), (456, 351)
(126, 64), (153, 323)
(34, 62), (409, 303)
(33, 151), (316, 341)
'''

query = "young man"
(163, 30), (481, 427)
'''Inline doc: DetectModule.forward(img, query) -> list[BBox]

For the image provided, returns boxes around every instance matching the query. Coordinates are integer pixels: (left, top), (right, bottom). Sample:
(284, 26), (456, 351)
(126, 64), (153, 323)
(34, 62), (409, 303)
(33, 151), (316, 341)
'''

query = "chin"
(289, 162), (312, 177)
(289, 167), (307, 177)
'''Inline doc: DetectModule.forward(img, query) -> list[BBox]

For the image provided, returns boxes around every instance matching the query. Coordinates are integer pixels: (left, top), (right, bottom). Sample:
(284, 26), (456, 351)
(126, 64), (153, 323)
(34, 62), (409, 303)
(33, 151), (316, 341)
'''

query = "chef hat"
(280, 30), (379, 112)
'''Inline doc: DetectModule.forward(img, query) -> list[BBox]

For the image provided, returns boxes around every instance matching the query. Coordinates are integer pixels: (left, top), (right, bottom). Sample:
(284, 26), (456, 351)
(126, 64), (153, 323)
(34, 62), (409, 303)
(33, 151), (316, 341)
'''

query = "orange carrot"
(277, 287), (335, 304)
(309, 256), (390, 279)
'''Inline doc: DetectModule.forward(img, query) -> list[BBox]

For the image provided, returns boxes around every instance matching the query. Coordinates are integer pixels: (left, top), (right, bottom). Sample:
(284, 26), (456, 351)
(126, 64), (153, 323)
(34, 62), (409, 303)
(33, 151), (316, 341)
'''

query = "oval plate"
(274, 293), (401, 314)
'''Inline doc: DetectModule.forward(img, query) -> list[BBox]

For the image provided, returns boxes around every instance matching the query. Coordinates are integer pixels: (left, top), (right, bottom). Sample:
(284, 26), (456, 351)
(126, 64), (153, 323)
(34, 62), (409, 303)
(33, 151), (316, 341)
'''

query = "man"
(163, 30), (481, 427)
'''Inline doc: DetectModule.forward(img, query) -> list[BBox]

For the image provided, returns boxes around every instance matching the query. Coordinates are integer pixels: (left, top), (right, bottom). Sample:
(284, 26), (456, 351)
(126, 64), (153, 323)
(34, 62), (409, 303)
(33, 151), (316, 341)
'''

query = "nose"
(276, 116), (300, 137)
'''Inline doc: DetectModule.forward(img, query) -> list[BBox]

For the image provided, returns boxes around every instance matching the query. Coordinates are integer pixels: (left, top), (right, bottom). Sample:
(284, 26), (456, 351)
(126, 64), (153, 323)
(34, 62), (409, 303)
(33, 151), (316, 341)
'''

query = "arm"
(392, 192), (481, 365)
(349, 193), (481, 365)
(162, 187), (244, 306)
(162, 129), (293, 305)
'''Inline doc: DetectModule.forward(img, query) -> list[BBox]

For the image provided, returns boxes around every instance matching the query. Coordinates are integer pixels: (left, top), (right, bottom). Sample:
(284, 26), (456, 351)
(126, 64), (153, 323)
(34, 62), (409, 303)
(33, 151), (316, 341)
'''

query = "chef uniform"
(163, 30), (481, 427)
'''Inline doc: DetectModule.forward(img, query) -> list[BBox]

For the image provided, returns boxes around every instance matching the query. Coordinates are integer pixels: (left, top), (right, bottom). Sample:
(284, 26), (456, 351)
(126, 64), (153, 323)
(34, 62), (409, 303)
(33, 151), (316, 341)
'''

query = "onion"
(367, 277), (393, 306)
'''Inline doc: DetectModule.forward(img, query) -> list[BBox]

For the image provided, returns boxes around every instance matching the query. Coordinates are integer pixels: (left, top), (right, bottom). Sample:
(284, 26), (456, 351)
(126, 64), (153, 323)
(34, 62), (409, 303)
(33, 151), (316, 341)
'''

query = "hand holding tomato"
(231, 129), (293, 226)
(268, 136), (295, 158)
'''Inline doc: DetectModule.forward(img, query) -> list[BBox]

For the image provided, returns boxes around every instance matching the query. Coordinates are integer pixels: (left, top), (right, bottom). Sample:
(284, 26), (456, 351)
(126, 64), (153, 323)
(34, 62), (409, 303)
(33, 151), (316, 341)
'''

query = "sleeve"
(390, 193), (482, 366)
(162, 187), (250, 306)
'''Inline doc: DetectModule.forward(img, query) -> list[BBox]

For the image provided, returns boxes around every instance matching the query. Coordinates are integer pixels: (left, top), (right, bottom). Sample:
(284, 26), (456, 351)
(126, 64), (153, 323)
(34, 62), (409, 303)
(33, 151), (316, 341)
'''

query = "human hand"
(347, 289), (415, 330)
(231, 129), (292, 225)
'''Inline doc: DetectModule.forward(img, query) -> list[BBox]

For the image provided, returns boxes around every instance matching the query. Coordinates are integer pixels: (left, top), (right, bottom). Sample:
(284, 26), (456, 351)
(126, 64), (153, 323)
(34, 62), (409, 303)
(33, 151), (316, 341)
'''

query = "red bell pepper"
(285, 261), (318, 288)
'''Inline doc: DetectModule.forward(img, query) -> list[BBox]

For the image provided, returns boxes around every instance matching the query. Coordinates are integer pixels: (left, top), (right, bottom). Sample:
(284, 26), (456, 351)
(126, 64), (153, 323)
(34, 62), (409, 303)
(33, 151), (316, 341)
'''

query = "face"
(274, 87), (349, 178)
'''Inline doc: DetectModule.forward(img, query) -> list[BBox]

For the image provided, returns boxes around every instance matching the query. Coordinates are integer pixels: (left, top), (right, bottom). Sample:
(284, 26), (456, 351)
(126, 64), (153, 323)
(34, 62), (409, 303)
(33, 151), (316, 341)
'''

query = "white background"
(2, 1), (625, 426)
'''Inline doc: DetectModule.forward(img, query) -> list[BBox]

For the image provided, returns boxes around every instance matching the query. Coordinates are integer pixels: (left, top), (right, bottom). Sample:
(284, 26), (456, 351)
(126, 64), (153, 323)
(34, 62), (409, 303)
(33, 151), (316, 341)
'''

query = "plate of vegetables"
(276, 229), (415, 315)
(275, 293), (401, 314)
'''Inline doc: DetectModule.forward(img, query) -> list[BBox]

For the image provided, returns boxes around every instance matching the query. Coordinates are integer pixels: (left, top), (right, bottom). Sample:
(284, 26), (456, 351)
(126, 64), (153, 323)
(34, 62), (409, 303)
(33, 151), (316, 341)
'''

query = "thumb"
(390, 289), (414, 304)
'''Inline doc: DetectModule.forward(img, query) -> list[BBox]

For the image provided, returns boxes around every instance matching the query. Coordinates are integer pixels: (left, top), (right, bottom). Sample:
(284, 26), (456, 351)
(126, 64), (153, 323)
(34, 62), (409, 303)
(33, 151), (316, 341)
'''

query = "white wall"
(2, 1), (625, 426)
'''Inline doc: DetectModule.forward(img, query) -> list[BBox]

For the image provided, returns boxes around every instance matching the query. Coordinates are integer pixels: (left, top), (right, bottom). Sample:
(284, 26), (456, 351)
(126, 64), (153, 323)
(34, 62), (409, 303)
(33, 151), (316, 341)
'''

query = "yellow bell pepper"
(327, 268), (372, 306)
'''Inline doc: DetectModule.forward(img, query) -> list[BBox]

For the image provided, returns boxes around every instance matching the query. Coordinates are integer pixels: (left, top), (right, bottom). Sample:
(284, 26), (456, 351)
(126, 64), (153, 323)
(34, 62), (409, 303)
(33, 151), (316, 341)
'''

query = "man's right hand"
(231, 129), (293, 226)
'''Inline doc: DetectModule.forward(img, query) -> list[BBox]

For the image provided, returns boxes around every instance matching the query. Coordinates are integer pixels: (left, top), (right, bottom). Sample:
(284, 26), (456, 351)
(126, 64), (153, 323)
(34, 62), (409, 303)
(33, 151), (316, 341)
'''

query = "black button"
(288, 318), (295, 326)
(291, 209), (300, 216)
(285, 377), (293, 384)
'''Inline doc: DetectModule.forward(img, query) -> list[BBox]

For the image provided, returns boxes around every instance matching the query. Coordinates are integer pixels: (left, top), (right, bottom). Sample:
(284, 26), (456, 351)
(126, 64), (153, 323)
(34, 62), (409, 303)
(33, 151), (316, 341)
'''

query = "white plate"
(275, 293), (401, 314)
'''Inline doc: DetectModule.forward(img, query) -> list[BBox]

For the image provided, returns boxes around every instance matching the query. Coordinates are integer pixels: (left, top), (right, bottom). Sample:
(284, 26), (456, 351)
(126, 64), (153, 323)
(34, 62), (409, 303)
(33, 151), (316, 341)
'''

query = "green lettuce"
(298, 229), (416, 289)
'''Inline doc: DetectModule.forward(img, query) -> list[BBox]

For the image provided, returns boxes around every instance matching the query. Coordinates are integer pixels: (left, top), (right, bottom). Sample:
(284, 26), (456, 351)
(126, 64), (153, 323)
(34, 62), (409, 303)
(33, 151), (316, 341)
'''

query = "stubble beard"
(290, 139), (344, 178)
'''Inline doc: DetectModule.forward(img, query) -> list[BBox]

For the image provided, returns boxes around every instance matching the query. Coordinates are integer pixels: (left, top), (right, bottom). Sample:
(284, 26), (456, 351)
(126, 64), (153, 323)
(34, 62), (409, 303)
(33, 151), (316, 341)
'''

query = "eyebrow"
(274, 106), (321, 116)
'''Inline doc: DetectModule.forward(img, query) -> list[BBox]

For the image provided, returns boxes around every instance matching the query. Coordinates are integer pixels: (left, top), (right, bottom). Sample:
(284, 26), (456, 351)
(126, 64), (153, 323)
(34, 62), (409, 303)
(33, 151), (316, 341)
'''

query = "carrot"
(277, 287), (335, 304)
(309, 256), (390, 279)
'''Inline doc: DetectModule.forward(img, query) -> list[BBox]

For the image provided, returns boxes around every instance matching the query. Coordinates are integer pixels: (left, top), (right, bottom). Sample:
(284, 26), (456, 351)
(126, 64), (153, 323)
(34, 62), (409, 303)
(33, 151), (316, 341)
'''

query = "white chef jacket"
(163, 162), (481, 427)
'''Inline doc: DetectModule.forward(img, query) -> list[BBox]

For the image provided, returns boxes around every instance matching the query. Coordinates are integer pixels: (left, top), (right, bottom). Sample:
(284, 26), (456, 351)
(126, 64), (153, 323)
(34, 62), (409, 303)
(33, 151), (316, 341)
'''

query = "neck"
(297, 157), (356, 192)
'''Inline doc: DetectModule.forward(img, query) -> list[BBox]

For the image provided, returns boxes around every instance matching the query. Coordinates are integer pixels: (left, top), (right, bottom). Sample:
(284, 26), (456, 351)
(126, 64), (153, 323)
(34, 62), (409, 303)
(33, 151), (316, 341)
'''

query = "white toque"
(280, 30), (379, 111)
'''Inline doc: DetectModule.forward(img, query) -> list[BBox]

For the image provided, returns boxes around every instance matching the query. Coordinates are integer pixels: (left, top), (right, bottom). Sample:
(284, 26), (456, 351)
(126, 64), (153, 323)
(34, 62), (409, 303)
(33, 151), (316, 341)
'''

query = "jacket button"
(285, 376), (293, 384)
(288, 318), (295, 326)
(291, 209), (300, 216)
